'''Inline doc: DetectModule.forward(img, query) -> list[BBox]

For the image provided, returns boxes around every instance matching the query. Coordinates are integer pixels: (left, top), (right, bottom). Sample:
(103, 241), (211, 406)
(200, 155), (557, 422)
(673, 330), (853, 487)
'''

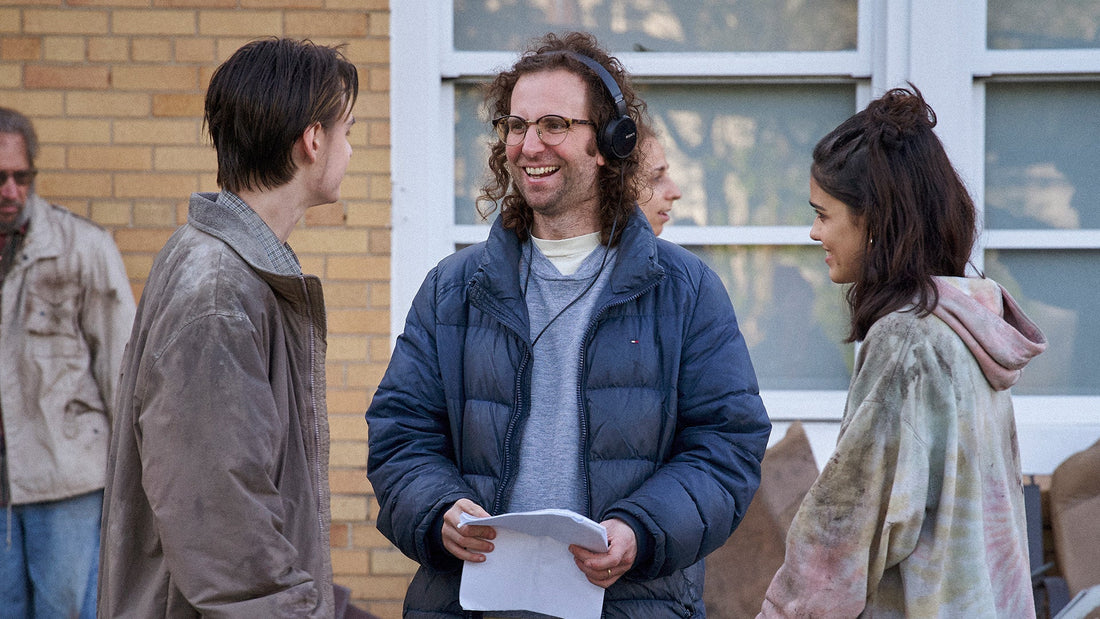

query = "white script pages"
(458, 508), (609, 618)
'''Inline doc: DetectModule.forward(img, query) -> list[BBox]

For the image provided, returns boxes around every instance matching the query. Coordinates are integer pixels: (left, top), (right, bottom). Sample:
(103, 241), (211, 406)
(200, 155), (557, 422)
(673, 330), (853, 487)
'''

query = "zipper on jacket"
(301, 277), (327, 562)
(492, 345), (531, 514)
(468, 282), (534, 514)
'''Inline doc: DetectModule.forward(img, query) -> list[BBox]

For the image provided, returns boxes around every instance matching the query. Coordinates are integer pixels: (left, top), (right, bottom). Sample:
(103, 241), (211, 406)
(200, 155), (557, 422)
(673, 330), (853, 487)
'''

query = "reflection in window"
(985, 250), (1099, 395)
(690, 245), (853, 391)
(454, 0), (857, 53)
(455, 82), (494, 225)
(988, 0), (1100, 49)
(454, 82), (857, 226)
(985, 82), (1100, 230)
(639, 83), (854, 227)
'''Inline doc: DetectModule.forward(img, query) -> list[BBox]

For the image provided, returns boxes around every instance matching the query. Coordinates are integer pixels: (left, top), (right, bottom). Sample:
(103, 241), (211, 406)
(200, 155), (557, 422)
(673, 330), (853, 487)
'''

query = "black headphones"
(556, 51), (637, 160)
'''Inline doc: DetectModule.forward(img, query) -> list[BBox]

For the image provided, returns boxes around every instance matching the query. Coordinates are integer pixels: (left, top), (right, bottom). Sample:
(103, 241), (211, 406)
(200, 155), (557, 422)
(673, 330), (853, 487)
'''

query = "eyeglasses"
(0, 169), (36, 187)
(493, 115), (595, 146)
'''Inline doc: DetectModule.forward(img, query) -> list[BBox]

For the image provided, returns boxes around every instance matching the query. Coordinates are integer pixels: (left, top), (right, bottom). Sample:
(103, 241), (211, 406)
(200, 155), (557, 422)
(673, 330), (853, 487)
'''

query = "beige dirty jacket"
(99, 192), (333, 618)
(0, 193), (135, 505)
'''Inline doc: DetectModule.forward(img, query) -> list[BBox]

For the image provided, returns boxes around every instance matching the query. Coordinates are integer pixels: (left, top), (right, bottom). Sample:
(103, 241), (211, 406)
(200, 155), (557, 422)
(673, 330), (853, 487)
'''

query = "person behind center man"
(636, 122), (682, 236)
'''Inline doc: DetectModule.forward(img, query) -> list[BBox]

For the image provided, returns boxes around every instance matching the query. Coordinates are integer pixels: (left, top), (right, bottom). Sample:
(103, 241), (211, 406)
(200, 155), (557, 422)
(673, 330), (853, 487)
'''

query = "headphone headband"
(561, 51), (629, 120)
(550, 50), (637, 160)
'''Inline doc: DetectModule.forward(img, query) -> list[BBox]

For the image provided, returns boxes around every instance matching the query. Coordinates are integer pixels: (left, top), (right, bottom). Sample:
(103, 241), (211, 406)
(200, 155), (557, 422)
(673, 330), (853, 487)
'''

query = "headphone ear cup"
(599, 115), (637, 160)
(551, 50), (637, 160)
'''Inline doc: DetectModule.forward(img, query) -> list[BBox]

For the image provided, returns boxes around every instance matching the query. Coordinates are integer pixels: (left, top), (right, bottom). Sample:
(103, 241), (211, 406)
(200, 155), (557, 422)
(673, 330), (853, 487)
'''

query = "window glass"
(984, 250), (1100, 395)
(985, 82), (1100, 230)
(454, 0), (857, 52)
(987, 0), (1100, 49)
(455, 81), (495, 225)
(638, 83), (855, 227)
(690, 245), (854, 390)
(455, 82), (857, 226)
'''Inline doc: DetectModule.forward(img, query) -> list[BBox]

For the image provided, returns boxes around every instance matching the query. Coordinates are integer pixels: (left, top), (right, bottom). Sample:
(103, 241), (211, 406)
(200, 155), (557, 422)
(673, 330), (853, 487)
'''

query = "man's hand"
(569, 517), (637, 588)
(441, 498), (495, 562)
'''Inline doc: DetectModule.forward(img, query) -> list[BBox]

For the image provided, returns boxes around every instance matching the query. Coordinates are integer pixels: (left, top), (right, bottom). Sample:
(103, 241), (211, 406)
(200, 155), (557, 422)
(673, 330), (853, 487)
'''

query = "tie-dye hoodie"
(759, 276), (1047, 618)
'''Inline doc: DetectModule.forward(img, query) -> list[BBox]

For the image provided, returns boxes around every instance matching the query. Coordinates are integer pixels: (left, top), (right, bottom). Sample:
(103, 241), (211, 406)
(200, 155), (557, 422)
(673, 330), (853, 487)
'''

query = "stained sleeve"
(759, 323), (933, 618)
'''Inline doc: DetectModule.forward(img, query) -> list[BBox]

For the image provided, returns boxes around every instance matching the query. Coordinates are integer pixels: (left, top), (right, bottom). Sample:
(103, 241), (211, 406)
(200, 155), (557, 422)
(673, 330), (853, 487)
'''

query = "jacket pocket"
(64, 398), (109, 441)
(24, 279), (82, 344)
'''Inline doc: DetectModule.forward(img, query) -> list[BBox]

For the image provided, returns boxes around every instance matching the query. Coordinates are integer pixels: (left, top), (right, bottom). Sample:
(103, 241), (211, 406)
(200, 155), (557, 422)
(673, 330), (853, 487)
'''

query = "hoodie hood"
(930, 276), (1047, 391)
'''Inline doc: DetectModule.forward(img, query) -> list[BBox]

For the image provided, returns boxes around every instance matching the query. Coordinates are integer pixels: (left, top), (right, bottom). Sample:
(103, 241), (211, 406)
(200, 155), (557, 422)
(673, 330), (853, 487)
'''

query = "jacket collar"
(186, 192), (315, 303)
(604, 207), (665, 297)
(469, 206), (665, 322)
(188, 192), (277, 271)
(17, 194), (63, 263)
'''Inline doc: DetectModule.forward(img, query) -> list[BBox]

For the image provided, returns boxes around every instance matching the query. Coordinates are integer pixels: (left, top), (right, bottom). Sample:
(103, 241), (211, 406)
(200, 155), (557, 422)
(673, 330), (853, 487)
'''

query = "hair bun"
(867, 86), (936, 149)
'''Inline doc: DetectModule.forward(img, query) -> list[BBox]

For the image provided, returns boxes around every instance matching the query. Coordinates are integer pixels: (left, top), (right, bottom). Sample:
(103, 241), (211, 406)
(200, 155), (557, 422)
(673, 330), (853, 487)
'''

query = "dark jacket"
(99, 192), (334, 618)
(367, 211), (771, 617)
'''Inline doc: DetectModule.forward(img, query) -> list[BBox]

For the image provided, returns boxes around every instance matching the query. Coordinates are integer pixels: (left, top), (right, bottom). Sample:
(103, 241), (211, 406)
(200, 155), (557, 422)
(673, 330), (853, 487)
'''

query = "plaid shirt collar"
(215, 190), (301, 276)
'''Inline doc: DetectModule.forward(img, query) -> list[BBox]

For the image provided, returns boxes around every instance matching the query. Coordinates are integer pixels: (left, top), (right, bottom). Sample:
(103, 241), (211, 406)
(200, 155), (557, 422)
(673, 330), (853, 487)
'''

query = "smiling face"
(638, 138), (681, 235)
(809, 176), (867, 284)
(505, 69), (604, 238)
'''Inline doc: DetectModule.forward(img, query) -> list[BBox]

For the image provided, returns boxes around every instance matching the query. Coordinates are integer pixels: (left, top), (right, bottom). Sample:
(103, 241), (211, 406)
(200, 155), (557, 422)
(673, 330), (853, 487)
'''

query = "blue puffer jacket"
(367, 210), (770, 618)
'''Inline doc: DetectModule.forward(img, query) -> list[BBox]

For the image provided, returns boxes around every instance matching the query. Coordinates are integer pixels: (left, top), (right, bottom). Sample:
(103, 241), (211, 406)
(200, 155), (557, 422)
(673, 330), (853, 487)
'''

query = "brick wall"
(1, 1), (412, 615)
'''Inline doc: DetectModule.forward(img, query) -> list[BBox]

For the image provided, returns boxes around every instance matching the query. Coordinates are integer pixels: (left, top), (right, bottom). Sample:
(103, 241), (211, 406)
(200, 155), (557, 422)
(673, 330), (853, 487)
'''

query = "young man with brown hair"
(98, 38), (358, 618)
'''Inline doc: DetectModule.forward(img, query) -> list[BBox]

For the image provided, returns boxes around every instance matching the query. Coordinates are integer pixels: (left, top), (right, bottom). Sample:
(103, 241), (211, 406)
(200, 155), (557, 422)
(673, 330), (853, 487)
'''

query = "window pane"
(455, 82), (856, 227)
(985, 82), (1100, 230)
(988, 0), (1100, 49)
(638, 83), (855, 227)
(454, 0), (857, 52)
(455, 82), (494, 225)
(690, 245), (854, 390)
(985, 250), (1100, 395)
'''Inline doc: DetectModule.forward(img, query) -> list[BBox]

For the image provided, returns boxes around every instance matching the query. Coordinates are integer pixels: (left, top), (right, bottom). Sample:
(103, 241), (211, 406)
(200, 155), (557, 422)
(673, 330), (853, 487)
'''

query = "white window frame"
(391, 0), (1100, 473)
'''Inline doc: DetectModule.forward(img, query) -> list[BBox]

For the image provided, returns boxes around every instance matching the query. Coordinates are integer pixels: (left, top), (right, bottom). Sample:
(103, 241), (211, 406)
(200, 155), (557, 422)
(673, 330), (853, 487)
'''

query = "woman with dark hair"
(758, 86), (1047, 617)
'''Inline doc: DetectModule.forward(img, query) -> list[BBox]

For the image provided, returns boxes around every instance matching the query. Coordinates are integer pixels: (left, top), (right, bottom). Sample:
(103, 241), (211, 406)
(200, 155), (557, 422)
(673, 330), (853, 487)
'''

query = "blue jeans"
(0, 490), (102, 619)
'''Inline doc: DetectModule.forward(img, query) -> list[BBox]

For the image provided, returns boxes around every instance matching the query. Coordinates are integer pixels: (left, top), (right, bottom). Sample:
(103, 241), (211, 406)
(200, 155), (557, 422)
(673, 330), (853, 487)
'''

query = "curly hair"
(477, 32), (647, 245)
(811, 85), (977, 342)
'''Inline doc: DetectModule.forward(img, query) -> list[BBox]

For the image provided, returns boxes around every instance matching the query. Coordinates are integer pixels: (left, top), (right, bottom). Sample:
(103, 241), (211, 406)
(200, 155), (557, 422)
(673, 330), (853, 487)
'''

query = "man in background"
(0, 106), (135, 618)
(98, 38), (357, 617)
